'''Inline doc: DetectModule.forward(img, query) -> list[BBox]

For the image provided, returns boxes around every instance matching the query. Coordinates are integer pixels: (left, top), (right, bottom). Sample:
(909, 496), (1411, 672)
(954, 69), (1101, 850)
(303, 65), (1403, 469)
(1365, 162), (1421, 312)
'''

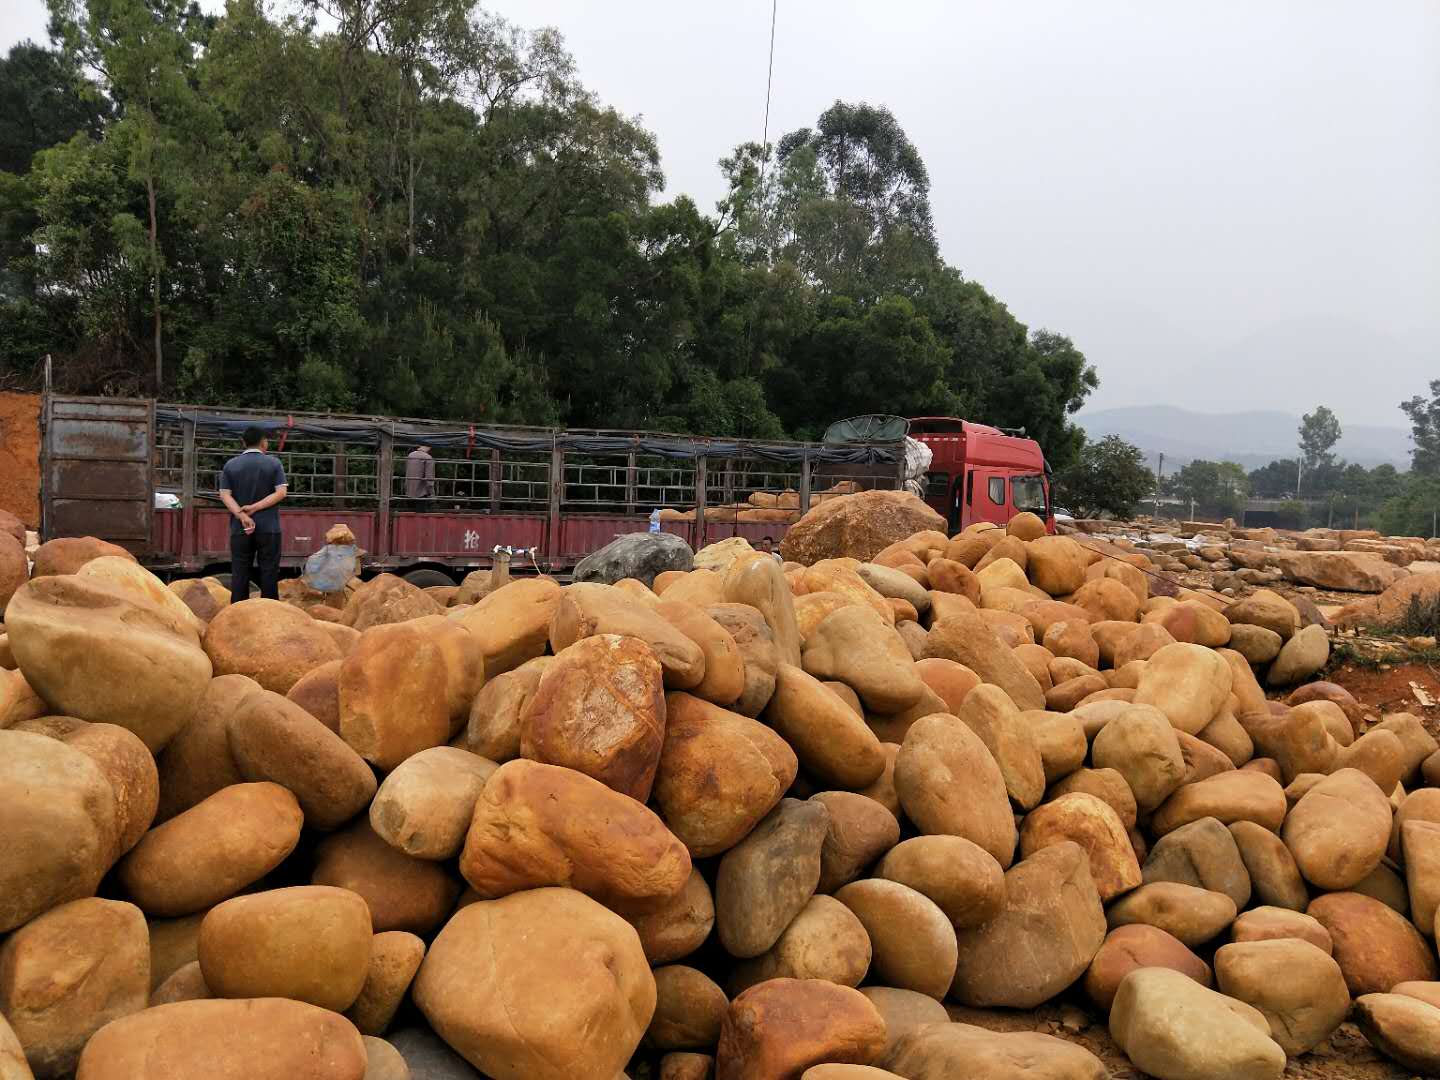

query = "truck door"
(41, 395), (155, 554)
(958, 467), (1012, 529)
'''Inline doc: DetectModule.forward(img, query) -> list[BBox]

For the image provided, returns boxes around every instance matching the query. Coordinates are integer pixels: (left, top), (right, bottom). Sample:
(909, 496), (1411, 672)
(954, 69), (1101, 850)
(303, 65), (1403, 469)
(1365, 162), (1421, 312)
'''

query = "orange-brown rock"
(520, 634), (665, 800)
(657, 600), (745, 706)
(461, 759), (690, 914)
(413, 888), (654, 1080)
(1020, 792), (1140, 901)
(228, 687), (376, 831)
(286, 659), (342, 732)
(1083, 923), (1211, 1011)
(779, 490), (947, 566)
(921, 610), (1044, 711)
(312, 820), (460, 936)
(344, 931), (425, 1036)
(766, 665), (885, 789)
(895, 714), (1016, 867)
(716, 979), (887, 1080)
(202, 597), (339, 696)
(339, 621), (451, 770)
(198, 886), (372, 1011)
(0, 897), (149, 1078)
(454, 576), (562, 676)
(8, 574), (212, 751)
(117, 782), (302, 918)
(628, 866), (716, 965)
(551, 582), (706, 689)
(369, 746), (496, 860)
(1308, 892), (1439, 996)
(30, 536), (133, 578)
(74, 998), (367, 1080)
(654, 693), (796, 858)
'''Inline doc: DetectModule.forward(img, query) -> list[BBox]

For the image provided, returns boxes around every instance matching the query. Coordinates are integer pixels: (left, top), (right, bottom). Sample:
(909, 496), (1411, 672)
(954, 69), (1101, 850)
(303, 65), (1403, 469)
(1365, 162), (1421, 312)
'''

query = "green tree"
(1169, 459), (1248, 518)
(1055, 435), (1153, 519)
(1298, 405), (1342, 480)
(1401, 380), (1440, 476)
(0, 41), (110, 174)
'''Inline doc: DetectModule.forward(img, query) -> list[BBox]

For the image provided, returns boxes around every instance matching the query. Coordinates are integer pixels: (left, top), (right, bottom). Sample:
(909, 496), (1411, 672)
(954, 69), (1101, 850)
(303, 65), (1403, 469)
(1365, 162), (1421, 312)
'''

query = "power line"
(758, 0), (778, 184)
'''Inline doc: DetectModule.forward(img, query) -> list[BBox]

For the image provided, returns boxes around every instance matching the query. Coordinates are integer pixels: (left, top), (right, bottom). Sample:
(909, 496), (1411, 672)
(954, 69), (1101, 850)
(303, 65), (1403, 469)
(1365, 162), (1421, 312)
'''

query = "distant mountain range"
(1075, 405), (1414, 472)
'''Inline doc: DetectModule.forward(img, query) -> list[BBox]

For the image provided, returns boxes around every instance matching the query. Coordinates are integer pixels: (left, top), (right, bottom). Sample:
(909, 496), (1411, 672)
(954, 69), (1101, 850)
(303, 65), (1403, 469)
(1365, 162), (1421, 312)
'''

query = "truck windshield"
(1012, 474), (1047, 516)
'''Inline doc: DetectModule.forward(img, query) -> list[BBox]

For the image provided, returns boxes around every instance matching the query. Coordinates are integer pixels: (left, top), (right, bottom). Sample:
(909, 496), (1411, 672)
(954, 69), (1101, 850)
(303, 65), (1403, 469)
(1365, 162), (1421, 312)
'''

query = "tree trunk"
(146, 170), (162, 391)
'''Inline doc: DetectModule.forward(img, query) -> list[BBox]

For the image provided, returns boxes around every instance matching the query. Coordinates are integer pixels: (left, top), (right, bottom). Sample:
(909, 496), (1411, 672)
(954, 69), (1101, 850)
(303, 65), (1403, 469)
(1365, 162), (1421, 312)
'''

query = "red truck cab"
(908, 417), (1053, 533)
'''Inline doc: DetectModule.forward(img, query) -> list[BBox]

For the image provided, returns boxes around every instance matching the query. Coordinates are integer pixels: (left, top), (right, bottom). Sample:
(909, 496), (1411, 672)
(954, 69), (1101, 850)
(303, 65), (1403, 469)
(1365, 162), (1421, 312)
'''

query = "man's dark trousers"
(230, 531), (281, 603)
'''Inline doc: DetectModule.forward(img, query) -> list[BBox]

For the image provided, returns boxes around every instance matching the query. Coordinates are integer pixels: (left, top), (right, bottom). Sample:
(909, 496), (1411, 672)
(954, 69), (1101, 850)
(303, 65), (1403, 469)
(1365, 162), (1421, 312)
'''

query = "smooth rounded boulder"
(551, 582), (705, 689)
(1083, 924), (1211, 1012)
(727, 895), (871, 994)
(1282, 768), (1391, 890)
(874, 834), (1005, 928)
(1231, 906), (1333, 952)
(1109, 967), (1285, 1080)
(117, 782), (303, 917)
(653, 693), (796, 858)
(1266, 623), (1329, 686)
(1142, 816), (1252, 910)
(1019, 792), (1140, 901)
(1307, 892), (1439, 995)
(1090, 704), (1185, 813)
(198, 886), (372, 1011)
(227, 688), (377, 831)
(812, 791), (901, 893)
(413, 888), (654, 1080)
(716, 979), (886, 1080)
(895, 714), (1016, 868)
(340, 622), (451, 771)
(715, 799), (829, 959)
(59, 722), (159, 860)
(1106, 882), (1238, 948)
(463, 657), (548, 761)
(1151, 769), (1287, 836)
(0, 897), (149, 1079)
(203, 598), (338, 695)
(655, 600), (745, 706)
(7, 575), (212, 751)
(460, 759), (691, 914)
(455, 577), (561, 676)
(707, 604), (781, 717)
(344, 931), (425, 1036)
(1353, 993), (1440, 1075)
(313, 820), (459, 936)
(370, 746), (496, 860)
(154, 674), (254, 822)
(1132, 642), (1233, 736)
(835, 880), (955, 999)
(1213, 938), (1350, 1055)
(765, 665), (885, 789)
(955, 684), (1045, 811)
(881, 1022), (1107, 1080)
(1228, 822), (1310, 911)
(74, 998), (368, 1080)
(520, 634), (665, 800)
(949, 842), (1106, 1008)
(628, 867), (716, 966)
(650, 965), (729, 1050)
(0, 730), (119, 933)
(801, 605), (924, 714)
(921, 610), (1044, 711)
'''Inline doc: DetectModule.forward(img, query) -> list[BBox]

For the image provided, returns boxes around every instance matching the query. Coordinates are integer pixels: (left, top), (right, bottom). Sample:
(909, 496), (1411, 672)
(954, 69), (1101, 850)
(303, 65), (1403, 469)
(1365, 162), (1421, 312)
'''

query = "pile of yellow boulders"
(4, 503), (1440, 1080)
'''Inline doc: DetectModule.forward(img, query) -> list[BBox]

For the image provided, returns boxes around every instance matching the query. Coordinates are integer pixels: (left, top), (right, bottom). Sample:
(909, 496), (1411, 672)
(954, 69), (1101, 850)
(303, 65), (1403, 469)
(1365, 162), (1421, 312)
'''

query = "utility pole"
(1154, 452), (1164, 517)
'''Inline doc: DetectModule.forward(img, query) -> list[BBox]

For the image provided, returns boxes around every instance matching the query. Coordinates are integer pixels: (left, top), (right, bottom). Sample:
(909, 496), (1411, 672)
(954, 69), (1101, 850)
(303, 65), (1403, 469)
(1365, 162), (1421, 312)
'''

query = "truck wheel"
(403, 568), (456, 588)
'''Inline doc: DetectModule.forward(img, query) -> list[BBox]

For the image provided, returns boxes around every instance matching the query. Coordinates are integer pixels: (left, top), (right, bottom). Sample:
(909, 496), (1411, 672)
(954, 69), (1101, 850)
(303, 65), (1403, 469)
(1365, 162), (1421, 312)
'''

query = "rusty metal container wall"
(42, 396), (154, 554)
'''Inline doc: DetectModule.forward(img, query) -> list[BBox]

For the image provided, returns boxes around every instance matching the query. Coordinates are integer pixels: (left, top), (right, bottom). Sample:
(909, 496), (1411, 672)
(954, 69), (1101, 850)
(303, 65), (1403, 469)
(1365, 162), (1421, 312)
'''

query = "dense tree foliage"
(1402, 380), (1440, 477)
(0, 2), (1097, 468)
(1053, 434), (1153, 519)
(1297, 404), (1341, 478)
(1164, 459), (1249, 519)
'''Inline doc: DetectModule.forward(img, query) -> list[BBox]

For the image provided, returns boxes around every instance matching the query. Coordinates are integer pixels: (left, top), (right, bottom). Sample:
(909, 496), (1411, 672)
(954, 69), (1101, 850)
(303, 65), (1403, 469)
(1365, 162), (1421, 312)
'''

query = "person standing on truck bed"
(218, 425), (288, 604)
(405, 443), (436, 511)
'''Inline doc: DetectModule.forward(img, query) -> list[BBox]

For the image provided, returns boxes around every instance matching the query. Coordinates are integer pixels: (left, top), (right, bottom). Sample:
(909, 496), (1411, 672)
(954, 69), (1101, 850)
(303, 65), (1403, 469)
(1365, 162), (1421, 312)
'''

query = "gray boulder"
(573, 532), (694, 587)
(387, 1026), (483, 1079)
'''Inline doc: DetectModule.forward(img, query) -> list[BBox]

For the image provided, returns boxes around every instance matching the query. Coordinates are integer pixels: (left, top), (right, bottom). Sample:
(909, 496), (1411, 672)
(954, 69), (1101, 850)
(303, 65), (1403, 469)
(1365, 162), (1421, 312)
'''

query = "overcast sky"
(6, 0), (1437, 427)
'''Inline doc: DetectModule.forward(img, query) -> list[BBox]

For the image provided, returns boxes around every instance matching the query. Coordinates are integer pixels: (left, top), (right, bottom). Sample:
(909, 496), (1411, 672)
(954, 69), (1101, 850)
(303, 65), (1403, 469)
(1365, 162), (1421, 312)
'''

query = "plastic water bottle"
(648, 509), (662, 534)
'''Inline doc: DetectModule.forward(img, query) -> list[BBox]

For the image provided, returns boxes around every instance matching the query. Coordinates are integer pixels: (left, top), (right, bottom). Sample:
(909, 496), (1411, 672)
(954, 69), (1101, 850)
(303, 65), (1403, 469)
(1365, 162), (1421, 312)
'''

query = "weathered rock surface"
(574, 532), (695, 587)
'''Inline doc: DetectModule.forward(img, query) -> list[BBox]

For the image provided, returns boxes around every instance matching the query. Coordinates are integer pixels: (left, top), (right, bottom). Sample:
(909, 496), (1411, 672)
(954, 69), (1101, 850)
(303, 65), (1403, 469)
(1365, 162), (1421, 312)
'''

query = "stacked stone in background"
(2, 495), (1440, 1079)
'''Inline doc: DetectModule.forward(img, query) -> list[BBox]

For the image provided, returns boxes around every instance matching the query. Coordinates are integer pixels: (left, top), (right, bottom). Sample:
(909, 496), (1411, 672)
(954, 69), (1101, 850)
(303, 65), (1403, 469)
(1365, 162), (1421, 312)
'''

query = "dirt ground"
(943, 1003), (1411, 1080)
(0, 391), (41, 526)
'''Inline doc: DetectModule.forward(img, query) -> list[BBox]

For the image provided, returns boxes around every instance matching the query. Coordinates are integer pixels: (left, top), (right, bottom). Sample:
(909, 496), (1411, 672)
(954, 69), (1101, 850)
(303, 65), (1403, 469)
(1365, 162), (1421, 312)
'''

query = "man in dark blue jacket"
(218, 426), (288, 603)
